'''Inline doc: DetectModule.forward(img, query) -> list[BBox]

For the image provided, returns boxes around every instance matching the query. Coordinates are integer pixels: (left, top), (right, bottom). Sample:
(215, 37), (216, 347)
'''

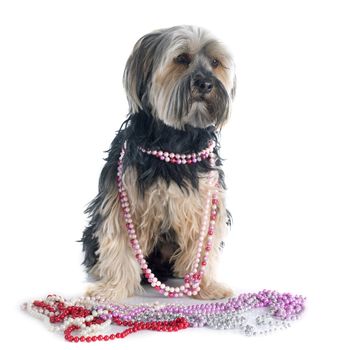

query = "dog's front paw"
(85, 282), (130, 303)
(192, 280), (233, 300)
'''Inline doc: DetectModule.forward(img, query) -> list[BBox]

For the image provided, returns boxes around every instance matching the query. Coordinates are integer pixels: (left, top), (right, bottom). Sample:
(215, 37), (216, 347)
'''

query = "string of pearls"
(23, 295), (111, 336)
(139, 139), (216, 165)
(118, 141), (219, 297)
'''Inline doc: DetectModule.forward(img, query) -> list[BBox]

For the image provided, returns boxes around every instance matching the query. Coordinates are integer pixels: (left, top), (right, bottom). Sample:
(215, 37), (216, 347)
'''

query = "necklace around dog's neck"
(139, 139), (216, 165)
(117, 141), (219, 298)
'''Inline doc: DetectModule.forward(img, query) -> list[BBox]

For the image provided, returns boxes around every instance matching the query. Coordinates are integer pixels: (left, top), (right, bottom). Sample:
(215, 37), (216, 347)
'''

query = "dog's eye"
(175, 53), (191, 65)
(211, 58), (220, 68)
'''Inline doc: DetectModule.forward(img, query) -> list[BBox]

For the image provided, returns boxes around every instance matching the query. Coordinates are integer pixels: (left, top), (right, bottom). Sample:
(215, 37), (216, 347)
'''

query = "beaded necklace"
(117, 141), (218, 297)
(139, 139), (216, 164)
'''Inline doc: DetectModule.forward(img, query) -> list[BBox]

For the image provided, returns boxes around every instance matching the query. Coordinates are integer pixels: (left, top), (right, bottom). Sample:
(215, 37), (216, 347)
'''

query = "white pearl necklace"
(24, 295), (111, 335)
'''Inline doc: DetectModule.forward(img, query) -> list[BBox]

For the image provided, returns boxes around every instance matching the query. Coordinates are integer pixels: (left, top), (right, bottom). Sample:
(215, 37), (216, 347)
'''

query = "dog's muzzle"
(192, 75), (213, 95)
(191, 71), (215, 97)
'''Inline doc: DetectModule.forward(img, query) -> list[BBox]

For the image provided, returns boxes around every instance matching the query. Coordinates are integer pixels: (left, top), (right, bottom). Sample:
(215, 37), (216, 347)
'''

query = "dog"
(80, 25), (236, 301)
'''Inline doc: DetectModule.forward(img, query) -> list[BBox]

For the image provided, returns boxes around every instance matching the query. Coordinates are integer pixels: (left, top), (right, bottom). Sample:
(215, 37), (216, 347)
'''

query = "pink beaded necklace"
(117, 141), (219, 298)
(139, 139), (216, 164)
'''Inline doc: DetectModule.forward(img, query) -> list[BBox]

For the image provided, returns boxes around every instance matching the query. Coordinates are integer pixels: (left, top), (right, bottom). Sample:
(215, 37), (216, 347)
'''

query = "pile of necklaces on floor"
(22, 289), (306, 342)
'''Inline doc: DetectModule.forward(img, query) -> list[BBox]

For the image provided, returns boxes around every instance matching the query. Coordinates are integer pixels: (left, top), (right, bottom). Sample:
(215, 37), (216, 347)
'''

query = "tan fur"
(85, 175), (143, 301)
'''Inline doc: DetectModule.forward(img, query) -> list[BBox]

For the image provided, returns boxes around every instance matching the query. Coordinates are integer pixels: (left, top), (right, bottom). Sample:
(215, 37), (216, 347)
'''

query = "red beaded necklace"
(33, 299), (189, 343)
(64, 317), (189, 342)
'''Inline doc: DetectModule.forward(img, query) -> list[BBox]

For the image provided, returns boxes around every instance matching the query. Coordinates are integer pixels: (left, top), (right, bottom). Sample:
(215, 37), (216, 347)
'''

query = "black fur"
(79, 110), (229, 275)
(141, 228), (179, 283)
(122, 110), (226, 195)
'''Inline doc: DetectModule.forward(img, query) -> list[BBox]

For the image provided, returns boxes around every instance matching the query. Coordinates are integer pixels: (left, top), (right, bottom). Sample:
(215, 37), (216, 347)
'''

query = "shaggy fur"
(80, 25), (236, 301)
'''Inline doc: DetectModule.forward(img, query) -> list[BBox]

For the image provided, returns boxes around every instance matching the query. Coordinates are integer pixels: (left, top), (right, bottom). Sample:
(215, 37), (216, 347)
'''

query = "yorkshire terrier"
(80, 25), (236, 301)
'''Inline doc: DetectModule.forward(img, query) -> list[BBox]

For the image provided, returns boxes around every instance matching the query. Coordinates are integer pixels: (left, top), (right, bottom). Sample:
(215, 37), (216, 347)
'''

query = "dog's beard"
(151, 75), (230, 129)
(186, 79), (230, 128)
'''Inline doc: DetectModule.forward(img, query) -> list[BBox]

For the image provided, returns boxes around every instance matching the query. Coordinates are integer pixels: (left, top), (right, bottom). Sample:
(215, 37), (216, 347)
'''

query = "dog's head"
(123, 25), (235, 130)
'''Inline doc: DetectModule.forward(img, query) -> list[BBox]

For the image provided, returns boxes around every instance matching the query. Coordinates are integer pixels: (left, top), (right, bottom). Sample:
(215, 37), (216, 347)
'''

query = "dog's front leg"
(83, 172), (143, 302)
(173, 232), (233, 300)
(171, 181), (233, 300)
(85, 229), (143, 302)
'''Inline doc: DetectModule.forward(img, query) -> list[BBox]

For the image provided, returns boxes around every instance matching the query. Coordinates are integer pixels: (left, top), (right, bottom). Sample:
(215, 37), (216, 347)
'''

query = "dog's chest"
(123, 166), (219, 232)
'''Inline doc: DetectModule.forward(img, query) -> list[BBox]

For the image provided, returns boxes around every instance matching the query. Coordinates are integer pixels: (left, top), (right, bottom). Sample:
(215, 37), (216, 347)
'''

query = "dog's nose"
(193, 77), (213, 94)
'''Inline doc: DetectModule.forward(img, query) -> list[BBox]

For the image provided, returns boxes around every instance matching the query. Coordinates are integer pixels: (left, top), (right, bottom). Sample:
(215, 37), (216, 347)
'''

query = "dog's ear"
(123, 31), (163, 113)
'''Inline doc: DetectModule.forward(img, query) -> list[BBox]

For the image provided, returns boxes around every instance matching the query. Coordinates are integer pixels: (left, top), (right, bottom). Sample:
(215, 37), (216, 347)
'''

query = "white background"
(1, 0), (349, 348)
